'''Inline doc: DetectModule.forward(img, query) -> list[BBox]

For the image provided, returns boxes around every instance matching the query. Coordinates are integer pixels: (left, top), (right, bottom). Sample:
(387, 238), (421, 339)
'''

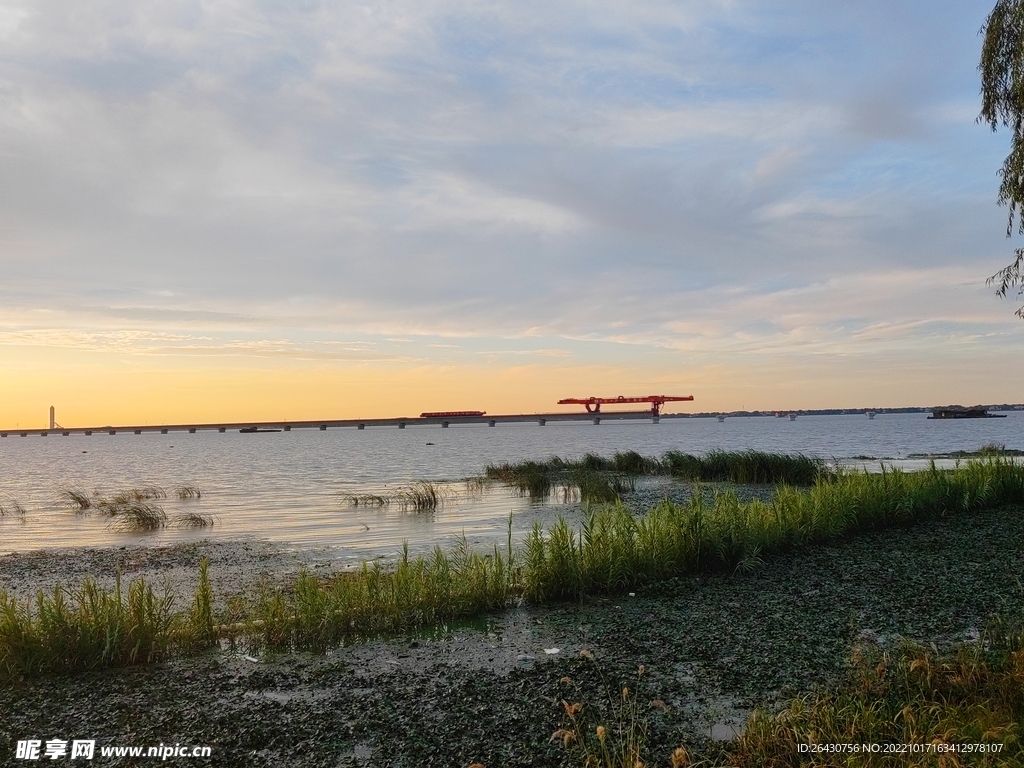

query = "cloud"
(0, 0), (1018, 393)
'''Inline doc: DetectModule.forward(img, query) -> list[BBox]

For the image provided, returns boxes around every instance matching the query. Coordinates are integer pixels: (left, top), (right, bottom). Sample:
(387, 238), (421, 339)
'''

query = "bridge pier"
(160, 429), (168, 434)
(398, 422), (405, 429)
(442, 421), (449, 428)
(218, 427), (226, 433)
(319, 424), (327, 430)
(488, 420), (496, 427)
(188, 428), (196, 433)
(135, 429), (142, 435)
(357, 424), (365, 430)
(538, 418), (546, 426)
(593, 417), (601, 425)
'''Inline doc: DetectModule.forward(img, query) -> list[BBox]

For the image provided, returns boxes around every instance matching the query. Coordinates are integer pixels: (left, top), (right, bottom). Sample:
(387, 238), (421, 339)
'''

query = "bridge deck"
(1, 410), (669, 437)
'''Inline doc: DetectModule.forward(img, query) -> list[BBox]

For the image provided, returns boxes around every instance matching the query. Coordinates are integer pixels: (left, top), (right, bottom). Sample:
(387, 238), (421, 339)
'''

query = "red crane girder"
(557, 395), (694, 417)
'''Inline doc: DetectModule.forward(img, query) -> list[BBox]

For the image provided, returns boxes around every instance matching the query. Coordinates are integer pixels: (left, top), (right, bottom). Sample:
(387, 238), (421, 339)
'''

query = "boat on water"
(928, 407), (1006, 420)
(867, 411), (875, 419)
(788, 413), (797, 421)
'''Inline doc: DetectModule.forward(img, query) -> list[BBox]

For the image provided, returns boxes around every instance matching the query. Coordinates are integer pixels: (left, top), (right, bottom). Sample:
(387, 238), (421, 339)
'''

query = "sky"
(0, 0), (1021, 426)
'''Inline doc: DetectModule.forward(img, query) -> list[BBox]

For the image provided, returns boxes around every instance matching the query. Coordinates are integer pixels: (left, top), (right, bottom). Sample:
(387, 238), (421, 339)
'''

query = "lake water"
(0, 412), (1020, 558)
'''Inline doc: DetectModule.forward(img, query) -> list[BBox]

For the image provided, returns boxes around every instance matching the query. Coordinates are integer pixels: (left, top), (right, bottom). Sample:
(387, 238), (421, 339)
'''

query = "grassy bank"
(2, 459), (1023, 677)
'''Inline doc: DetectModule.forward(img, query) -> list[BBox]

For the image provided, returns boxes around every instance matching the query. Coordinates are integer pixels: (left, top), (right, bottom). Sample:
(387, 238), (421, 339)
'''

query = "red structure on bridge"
(557, 394), (694, 418)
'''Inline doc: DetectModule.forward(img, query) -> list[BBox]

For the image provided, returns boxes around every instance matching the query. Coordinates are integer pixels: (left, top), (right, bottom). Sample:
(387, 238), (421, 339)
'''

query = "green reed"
(0, 560), (215, 677)
(521, 459), (1024, 601)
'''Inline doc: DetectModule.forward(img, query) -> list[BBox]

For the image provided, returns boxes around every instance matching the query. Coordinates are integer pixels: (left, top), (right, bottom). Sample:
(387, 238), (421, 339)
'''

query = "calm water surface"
(0, 413), (1020, 557)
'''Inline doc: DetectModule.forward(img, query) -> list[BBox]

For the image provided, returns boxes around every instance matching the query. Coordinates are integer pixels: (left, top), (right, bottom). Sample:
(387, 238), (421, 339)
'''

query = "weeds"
(522, 459), (1024, 601)
(342, 483), (450, 511)
(341, 493), (390, 507)
(727, 624), (1024, 767)
(0, 560), (216, 677)
(395, 482), (447, 511)
(486, 450), (828, 503)
(61, 488), (92, 511)
(663, 450), (826, 485)
(172, 513), (215, 528)
(0, 498), (25, 517)
(176, 486), (202, 500)
(106, 503), (167, 532)
(554, 658), (652, 768)
(240, 528), (517, 651)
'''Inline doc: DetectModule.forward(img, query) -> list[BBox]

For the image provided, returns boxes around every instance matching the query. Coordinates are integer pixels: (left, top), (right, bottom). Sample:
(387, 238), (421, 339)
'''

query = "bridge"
(1, 396), (695, 437)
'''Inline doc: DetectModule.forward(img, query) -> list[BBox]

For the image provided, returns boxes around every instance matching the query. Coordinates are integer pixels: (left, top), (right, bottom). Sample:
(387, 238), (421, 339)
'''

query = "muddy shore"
(2, 502), (1022, 767)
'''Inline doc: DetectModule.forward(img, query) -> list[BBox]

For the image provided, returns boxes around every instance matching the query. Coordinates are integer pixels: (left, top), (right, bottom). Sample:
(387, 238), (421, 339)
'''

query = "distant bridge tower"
(49, 406), (55, 430)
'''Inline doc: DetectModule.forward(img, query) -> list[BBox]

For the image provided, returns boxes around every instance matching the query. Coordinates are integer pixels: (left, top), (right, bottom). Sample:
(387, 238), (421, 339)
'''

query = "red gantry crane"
(557, 394), (694, 418)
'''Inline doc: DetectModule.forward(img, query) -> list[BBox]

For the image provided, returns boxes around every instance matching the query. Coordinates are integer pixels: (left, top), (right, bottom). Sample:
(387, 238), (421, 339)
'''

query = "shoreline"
(2, 501), (1021, 766)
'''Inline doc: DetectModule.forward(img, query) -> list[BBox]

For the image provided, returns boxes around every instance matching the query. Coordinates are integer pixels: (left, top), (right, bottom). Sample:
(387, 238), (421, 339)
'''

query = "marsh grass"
(486, 451), (827, 503)
(176, 486), (202, 500)
(341, 482), (451, 511)
(240, 532), (517, 651)
(61, 488), (93, 511)
(342, 493), (390, 507)
(727, 621), (1024, 767)
(663, 450), (827, 485)
(172, 512), (214, 528)
(554, 657), (654, 768)
(106, 503), (168, 532)
(522, 459), (1024, 601)
(395, 482), (448, 511)
(0, 498), (26, 517)
(109, 486), (166, 503)
(0, 560), (215, 677)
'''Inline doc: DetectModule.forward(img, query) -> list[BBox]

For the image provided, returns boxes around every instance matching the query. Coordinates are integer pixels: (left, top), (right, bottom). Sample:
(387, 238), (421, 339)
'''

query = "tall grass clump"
(486, 459), (557, 497)
(395, 482), (447, 511)
(106, 503), (167, 532)
(61, 488), (92, 511)
(553, 659), (656, 768)
(663, 450), (827, 485)
(243, 533), (517, 651)
(176, 486), (202, 500)
(0, 561), (216, 677)
(522, 459), (1024, 602)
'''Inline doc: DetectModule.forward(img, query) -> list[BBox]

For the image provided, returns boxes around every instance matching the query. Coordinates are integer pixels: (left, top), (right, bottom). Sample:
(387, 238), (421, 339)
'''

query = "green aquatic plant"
(341, 493), (390, 507)
(0, 498), (25, 517)
(522, 459), (1024, 602)
(106, 503), (167, 532)
(60, 488), (93, 511)
(662, 450), (827, 485)
(0, 562), (215, 676)
(172, 512), (214, 528)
